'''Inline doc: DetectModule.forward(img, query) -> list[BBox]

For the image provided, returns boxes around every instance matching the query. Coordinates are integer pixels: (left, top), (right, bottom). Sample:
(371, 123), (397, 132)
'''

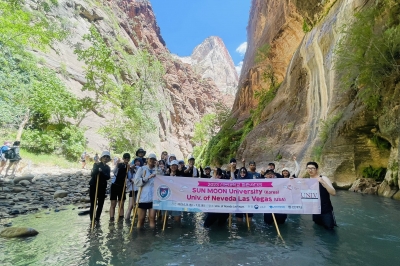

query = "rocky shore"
(0, 167), (93, 221)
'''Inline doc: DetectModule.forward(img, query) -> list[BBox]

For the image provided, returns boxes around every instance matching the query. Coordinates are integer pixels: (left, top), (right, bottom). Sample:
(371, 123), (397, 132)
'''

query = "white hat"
(148, 153), (157, 159)
(100, 151), (111, 158)
(170, 160), (179, 166)
(188, 155), (195, 160)
(281, 167), (290, 173)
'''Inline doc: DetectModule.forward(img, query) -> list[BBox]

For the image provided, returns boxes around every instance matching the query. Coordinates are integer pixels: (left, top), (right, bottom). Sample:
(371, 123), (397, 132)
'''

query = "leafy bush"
(334, 1), (400, 110)
(362, 165), (387, 181)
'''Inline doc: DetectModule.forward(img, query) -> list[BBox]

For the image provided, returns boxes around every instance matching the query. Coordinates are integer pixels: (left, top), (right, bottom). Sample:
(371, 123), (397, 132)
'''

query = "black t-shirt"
(114, 163), (129, 186)
(89, 162), (111, 187)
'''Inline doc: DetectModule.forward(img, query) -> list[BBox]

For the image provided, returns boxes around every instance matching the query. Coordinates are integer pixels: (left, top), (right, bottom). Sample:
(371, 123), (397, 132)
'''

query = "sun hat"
(136, 148), (146, 156)
(100, 151), (111, 158)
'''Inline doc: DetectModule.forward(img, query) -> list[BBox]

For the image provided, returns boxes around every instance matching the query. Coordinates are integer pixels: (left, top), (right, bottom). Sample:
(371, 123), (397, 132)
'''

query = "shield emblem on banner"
(157, 185), (171, 201)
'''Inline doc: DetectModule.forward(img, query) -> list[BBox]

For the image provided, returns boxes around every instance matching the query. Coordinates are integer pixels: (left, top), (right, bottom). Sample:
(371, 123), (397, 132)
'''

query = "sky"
(150, 0), (251, 74)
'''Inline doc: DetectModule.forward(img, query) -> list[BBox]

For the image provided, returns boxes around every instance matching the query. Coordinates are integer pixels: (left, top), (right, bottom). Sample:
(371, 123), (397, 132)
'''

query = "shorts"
(129, 190), (138, 198)
(235, 213), (254, 218)
(110, 184), (126, 201)
(138, 202), (153, 209)
(0, 154), (6, 162)
(313, 211), (337, 230)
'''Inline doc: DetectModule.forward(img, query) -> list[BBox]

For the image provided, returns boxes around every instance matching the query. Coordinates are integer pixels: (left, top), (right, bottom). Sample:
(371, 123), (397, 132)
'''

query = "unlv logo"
(157, 185), (171, 201)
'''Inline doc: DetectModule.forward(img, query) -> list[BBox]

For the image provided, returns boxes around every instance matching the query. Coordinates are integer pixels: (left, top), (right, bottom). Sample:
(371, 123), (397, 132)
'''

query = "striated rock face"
(174, 36), (239, 95)
(232, 0), (400, 198)
(32, 0), (229, 158)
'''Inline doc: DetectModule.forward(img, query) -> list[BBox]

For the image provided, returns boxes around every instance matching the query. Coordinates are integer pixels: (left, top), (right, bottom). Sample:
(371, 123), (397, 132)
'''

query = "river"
(1, 191), (400, 266)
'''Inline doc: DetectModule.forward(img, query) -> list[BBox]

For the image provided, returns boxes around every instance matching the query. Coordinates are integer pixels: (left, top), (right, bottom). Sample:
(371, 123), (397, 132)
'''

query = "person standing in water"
(306, 161), (337, 230)
(89, 151), (111, 224)
(109, 153), (130, 222)
(134, 153), (158, 228)
(204, 168), (230, 227)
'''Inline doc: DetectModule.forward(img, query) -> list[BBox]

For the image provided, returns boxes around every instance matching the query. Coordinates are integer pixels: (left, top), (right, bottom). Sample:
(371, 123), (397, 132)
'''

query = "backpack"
(4, 149), (15, 160)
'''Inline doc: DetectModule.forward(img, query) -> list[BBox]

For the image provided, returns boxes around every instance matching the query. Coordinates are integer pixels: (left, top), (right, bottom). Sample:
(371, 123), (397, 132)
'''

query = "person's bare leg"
(0, 161), (6, 175)
(137, 208), (146, 228)
(11, 161), (19, 176)
(110, 200), (117, 219)
(4, 162), (14, 177)
(149, 209), (156, 228)
(117, 200), (125, 218)
(125, 197), (134, 219)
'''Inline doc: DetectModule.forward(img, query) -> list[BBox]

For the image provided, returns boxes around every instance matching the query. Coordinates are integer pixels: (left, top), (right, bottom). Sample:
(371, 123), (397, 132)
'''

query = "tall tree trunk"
(16, 109), (30, 141)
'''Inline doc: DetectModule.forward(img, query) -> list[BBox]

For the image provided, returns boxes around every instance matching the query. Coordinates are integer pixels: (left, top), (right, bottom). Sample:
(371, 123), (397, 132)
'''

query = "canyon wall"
(33, 0), (228, 159)
(234, 0), (400, 198)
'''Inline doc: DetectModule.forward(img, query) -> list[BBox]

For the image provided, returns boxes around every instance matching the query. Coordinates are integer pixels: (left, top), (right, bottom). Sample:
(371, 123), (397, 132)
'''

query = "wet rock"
(19, 180), (31, 187)
(12, 187), (26, 193)
(78, 210), (90, 215)
(0, 227), (39, 238)
(9, 209), (20, 215)
(54, 190), (68, 199)
(14, 174), (34, 184)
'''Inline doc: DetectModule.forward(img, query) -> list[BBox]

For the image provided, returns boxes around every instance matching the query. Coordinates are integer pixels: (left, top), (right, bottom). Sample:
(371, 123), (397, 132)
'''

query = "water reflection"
(1, 191), (400, 265)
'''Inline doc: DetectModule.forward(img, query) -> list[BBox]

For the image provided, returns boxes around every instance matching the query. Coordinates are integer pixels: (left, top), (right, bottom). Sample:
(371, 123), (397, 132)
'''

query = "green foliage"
(252, 66), (279, 125)
(254, 44), (271, 64)
(302, 20), (311, 33)
(312, 112), (343, 160)
(98, 49), (165, 153)
(275, 153), (282, 161)
(370, 135), (391, 150)
(0, 0), (67, 53)
(74, 26), (117, 106)
(22, 125), (85, 160)
(198, 117), (253, 167)
(192, 113), (217, 145)
(362, 165), (387, 181)
(334, 1), (400, 110)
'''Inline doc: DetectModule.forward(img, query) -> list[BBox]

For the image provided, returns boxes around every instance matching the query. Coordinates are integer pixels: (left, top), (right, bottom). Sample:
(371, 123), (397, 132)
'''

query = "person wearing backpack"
(4, 141), (22, 177)
(0, 141), (11, 176)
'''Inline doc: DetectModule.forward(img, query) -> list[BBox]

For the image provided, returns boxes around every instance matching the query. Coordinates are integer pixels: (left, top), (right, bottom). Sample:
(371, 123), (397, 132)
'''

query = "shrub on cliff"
(335, 0), (400, 110)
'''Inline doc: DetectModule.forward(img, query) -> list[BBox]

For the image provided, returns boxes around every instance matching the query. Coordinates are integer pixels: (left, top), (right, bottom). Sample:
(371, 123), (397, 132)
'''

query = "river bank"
(0, 167), (92, 222)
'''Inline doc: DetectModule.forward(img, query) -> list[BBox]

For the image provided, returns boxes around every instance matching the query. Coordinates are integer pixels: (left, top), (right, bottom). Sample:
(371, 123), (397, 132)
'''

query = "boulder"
(0, 227), (39, 238)
(13, 174), (34, 184)
(54, 190), (69, 199)
(78, 209), (90, 215)
(19, 180), (31, 187)
(81, 197), (91, 203)
(12, 187), (26, 193)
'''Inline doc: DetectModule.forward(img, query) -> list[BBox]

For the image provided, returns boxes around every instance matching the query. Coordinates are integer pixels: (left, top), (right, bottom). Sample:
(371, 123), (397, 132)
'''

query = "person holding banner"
(199, 166), (212, 178)
(134, 153), (158, 228)
(164, 160), (183, 222)
(204, 168), (230, 227)
(109, 153), (130, 222)
(306, 162), (337, 230)
(183, 155), (199, 177)
(89, 151), (111, 224)
(263, 169), (288, 225)
(232, 166), (254, 223)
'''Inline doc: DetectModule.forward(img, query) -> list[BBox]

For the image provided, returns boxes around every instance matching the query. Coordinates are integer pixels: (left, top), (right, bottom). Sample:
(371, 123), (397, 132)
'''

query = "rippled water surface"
(1, 191), (400, 266)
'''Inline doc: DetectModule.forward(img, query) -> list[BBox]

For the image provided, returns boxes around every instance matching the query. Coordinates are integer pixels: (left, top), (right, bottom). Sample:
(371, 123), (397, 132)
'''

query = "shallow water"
(1, 191), (400, 266)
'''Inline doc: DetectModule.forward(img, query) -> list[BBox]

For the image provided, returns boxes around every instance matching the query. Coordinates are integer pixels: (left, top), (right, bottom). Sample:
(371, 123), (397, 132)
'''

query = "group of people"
(89, 148), (337, 230)
(0, 141), (22, 177)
